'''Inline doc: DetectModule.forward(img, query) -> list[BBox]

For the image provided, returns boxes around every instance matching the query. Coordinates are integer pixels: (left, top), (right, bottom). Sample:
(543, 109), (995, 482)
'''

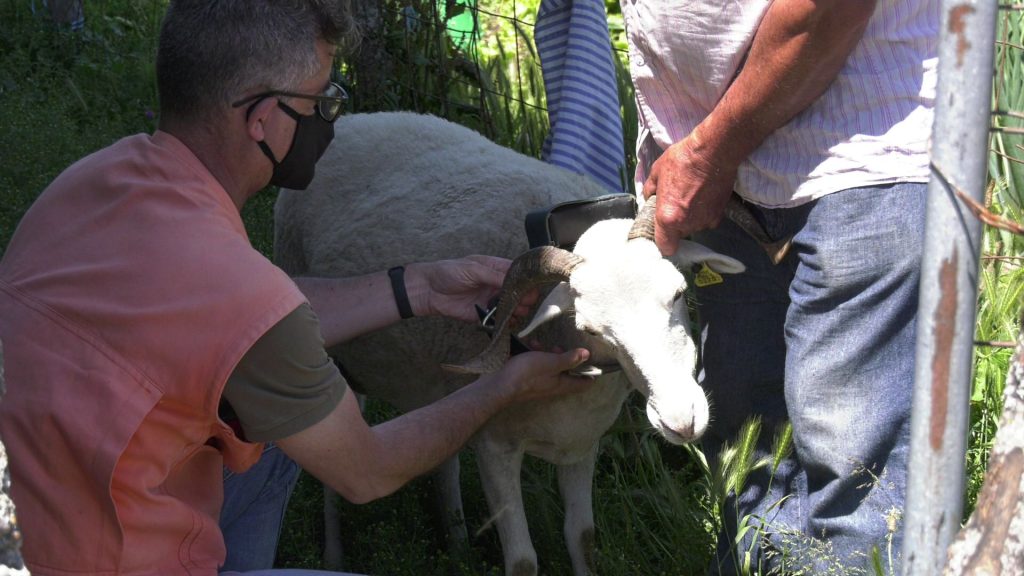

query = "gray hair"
(156, 0), (359, 123)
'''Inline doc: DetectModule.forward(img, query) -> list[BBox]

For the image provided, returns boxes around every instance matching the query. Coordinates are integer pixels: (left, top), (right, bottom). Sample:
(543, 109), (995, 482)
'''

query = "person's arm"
(275, 348), (592, 504)
(294, 255), (534, 348)
(644, 0), (878, 254)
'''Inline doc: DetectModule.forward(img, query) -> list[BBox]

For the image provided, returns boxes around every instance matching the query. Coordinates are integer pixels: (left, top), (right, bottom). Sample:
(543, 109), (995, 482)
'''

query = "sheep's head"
(445, 196), (744, 445)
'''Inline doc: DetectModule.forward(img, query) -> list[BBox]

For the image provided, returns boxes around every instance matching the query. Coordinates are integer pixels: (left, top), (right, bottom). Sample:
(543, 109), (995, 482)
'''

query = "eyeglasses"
(232, 81), (349, 122)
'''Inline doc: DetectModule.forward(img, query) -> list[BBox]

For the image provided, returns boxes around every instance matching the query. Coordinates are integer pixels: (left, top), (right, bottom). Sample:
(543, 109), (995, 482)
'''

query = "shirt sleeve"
(221, 302), (347, 442)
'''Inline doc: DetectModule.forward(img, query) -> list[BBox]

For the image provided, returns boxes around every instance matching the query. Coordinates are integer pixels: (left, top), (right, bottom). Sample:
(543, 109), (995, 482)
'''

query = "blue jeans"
(693, 183), (924, 575)
(220, 443), (302, 573)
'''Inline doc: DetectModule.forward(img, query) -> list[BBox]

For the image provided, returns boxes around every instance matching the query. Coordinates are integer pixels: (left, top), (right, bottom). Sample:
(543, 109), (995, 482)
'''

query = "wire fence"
(340, 0), (635, 166)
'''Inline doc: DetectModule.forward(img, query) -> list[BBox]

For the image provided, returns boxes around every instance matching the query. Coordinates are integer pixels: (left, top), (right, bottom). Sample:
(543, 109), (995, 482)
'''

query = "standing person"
(0, 1), (594, 575)
(620, 1), (938, 573)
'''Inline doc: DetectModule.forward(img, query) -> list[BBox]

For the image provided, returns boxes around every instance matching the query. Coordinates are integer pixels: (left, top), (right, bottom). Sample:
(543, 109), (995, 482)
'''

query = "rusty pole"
(902, 2), (998, 575)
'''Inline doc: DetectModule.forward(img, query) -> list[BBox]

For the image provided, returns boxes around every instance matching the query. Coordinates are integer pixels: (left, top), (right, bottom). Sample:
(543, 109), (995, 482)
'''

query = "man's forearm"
(349, 373), (512, 501)
(292, 274), (396, 348)
(693, 0), (878, 168)
(293, 265), (431, 348)
(276, 376), (512, 504)
(277, 349), (590, 505)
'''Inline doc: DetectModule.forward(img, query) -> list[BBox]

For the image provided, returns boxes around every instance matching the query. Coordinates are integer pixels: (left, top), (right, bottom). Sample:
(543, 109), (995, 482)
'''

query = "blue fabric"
(30, 0), (85, 30)
(535, 0), (625, 193)
(693, 182), (924, 575)
(220, 443), (302, 573)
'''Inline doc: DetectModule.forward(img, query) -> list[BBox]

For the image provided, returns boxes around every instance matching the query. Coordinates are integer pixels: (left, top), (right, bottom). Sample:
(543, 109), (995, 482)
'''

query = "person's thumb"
(643, 171), (658, 201)
(465, 256), (508, 287)
(551, 348), (590, 373)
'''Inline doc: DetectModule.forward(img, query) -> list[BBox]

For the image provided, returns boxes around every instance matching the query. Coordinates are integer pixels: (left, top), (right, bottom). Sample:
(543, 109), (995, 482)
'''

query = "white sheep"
(273, 111), (743, 576)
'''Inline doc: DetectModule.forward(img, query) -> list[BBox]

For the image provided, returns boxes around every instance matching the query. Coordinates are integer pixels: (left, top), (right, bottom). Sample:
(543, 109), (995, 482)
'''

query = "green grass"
(0, 0), (160, 252)
(2, 2), (1023, 575)
(274, 397), (718, 574)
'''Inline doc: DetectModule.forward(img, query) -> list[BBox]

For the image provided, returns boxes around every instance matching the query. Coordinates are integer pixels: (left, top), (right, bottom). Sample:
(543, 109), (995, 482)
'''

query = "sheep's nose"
(658, 418), (693, 445)
(647, 401), (708, 444)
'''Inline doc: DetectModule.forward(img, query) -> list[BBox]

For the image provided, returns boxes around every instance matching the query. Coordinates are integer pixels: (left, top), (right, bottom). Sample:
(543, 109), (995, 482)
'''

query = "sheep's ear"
(671, 239), (746, 274)
(517, 282), (573, 338)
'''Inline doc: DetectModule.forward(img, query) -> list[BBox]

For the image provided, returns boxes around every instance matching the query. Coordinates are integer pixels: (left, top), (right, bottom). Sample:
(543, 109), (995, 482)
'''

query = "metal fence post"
(902, 2), (999, 575)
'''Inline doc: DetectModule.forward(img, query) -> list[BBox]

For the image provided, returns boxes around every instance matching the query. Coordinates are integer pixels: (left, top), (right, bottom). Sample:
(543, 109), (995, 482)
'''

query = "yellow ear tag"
(694, 263), (724, 288)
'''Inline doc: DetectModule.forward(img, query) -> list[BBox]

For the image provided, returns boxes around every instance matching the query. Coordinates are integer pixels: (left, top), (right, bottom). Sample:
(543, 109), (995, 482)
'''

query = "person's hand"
(408, 256), (539, 324)
(488, 348), (594, 403)
(643, 133), (737, 256)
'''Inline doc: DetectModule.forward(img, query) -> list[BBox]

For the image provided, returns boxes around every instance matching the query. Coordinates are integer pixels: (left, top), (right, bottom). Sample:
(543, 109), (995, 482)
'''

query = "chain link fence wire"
(340, 0), (636, 173)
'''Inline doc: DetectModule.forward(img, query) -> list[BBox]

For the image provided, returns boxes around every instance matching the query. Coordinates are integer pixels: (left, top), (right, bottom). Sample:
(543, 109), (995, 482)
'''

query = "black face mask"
(257, 101), (335, 190)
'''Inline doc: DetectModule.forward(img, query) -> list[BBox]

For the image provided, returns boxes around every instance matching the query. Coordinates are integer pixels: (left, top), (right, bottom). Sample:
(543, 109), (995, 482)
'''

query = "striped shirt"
(623, 0), (939, 208)
(536, 0), (627, 193)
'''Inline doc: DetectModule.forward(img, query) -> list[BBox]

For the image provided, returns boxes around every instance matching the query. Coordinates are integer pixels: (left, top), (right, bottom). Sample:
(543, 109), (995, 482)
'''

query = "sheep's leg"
(322, 485), (345, 570)
(558, 444), (598, 576)
(322, 391), (365, 570)
(474, 437), (536, 576)
(429, 454), (470, 556)
(327, 447), (467, 571)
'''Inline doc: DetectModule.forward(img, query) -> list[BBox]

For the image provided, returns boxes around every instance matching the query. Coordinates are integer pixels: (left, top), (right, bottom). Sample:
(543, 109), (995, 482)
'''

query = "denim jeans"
(693, 182), (925, 575)
(220, 443), (302, 573)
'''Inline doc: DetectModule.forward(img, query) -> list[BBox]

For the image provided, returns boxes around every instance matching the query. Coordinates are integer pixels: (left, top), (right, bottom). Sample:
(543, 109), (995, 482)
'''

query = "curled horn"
(443, 245), (584, 374)
(628, 194), (657, 241)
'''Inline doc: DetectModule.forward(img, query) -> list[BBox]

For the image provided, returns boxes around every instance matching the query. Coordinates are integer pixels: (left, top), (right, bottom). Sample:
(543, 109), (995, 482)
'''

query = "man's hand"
(643, 133), (737, 256)
(486, 347), (595, 403)
(408, 256), (539, 323)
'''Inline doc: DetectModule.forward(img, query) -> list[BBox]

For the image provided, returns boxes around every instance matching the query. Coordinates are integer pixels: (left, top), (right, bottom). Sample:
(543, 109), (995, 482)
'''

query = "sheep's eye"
(672, 288), (685, 303)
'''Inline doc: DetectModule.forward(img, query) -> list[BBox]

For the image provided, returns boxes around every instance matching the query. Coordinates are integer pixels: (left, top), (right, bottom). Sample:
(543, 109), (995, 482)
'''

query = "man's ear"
(244, 97), (278, 142)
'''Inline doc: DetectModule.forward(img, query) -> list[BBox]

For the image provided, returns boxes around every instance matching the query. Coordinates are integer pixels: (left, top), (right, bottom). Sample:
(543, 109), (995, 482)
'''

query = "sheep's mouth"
(657, 424), (692, 445)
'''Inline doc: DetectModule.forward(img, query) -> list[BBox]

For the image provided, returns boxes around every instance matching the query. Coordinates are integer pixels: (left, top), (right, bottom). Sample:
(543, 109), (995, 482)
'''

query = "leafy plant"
(0, 0), (162, 253)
